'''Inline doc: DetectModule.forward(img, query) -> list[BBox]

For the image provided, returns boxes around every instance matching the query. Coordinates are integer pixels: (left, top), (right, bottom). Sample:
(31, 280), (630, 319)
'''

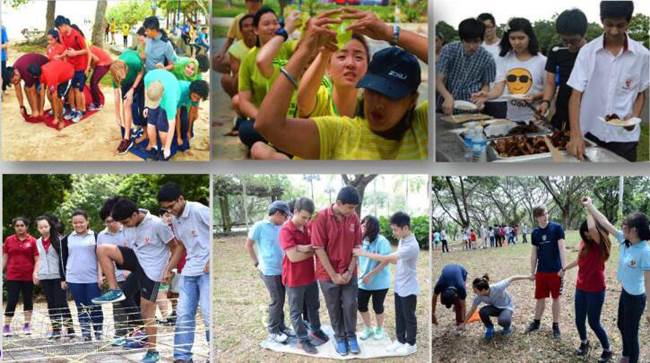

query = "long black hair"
(252, 6), (277, 47)
(623, 212), (650, 245)
(578, 220), (611, 262)
(498, 18), (539, 57)
(361, 215), (380, 243)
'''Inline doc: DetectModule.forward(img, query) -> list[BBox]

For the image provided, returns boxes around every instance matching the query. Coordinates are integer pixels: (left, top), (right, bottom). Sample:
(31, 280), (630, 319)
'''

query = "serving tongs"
(522, 100), (554, 130)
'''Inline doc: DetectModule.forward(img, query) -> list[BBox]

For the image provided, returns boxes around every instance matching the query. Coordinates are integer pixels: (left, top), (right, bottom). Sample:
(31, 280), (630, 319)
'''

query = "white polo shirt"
(567, 34), (649, 143)
(97, 227), (131, 282)
(171, 201), (211, 277)
(123, 209), (174, 282)
(66, 230), (98, 284)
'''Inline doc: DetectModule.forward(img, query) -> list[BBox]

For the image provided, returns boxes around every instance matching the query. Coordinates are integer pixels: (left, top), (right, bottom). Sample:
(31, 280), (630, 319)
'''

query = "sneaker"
(64, 327), (76, 338)
(552, 325), (561, 339)
(395, 343), (417, 355)
(94, 332), (103, 341)
(484, 326), (494, 341)
(3, 325), (12, 337)
(146, 148), (160, 161)
(124, 337), (148, 349)
(22, 323), (31, 335)
(334, 339), (348, 356)
(360, 326), (374, 340)
(347, 336), (360, 355)
(308, 329), (329, 344)
(83, 335), (92, 342)
(88, 103), (102, 112)
(92, 289), (126, 304)
(576, 341), (590, 356)
(48, 330), (61, 340)
(141, 351), (160, 363)
(598, 350), (613, 363)
(373, 326), (386, 340)
(72, 111), (82, 123)
(297, 339), (318, 354)
(268, 331), (288, 344)
(500, 326), (513, 336)
(117, 139), (133, 154)
(386, 340), (404, 352)
(48, 109), (54, 116)
(524, 321), (540, 334)
(280, 326), (296, 337)
(112, 336), (127, 346)
(63, 110), (74, 120)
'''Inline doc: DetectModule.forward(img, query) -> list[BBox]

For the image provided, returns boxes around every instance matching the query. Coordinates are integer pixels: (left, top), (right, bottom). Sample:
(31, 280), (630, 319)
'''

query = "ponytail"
(472, 274), (490, 291)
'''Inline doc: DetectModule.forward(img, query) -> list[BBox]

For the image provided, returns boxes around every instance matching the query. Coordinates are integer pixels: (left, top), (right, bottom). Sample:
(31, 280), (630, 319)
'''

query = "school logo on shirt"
(191, 229), (198, 238)
(624, 79), (633, 90)
(542, 234), (547, 241)
(506, 67), (532, 95)
(143, 236), (151, 245)
(349, 224), (355, 233)
(629, 259), (637, 268)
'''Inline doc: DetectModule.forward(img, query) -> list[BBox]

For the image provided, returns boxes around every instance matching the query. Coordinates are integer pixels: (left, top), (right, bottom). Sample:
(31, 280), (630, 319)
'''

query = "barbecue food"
(605, 113), (620, 121)
(507, 122), (539, 136)
(491, 131), (570, 157)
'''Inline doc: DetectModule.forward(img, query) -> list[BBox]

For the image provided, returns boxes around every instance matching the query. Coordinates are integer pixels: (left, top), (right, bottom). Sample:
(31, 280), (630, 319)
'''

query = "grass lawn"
(432, 231), (650, 363)
(213, 234), (431, 362)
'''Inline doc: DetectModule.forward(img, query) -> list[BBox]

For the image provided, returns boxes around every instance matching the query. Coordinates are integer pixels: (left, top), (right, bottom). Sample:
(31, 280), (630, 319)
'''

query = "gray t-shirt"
(65, 231), (98, 284)
(144, 34), (178, 72)
(123, 210), (174, 282)
(473, 279), (514, 311)
(97, 227), (131, 282)
(171, 201), (211, 276)
(395, 233), (420, 297)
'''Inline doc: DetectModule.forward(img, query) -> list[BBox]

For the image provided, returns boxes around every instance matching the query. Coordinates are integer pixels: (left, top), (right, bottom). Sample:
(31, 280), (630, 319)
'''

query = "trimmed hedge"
(379, 215), (429, 250)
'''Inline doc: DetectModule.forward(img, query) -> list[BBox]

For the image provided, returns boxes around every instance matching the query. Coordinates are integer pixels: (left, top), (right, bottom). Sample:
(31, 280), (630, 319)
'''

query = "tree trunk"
(45, 0), (56, 33)
(341, 174), (378, 216)
(91, 0), (108, 48)
(219, 196), (232, 233)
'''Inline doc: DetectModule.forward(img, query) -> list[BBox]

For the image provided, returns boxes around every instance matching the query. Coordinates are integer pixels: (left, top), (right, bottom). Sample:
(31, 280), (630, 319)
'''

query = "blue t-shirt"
(434, 264), (468, 299)
(248, 219), (283, 276)
(531, 221), (565, 273)
(615, 231), (650, 295)
(1, 26), (8, 62)
(433, 232), (441, 242)
(358, 234), (392, 291)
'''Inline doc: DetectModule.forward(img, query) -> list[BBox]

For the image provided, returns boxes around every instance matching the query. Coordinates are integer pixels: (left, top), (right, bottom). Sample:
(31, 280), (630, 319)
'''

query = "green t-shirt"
(112, 49), (143, 89)
(228, 39), (251, 61)
(312, 102), (429, 160)
(171, 56), (201, 82)
(178, 80), (199, 110)
(144, 69), (181, 121)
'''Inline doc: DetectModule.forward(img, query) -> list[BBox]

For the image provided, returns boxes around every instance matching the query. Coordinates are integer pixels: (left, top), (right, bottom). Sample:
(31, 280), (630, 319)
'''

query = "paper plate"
(454, 100), (478, 111)
(598, 116), (641, 128)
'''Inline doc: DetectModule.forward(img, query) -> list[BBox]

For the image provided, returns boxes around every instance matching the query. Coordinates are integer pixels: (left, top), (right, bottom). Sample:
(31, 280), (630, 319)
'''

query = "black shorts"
(146, 107), (169, 132)
(71, 70), (86, 91)
(116, 246), (160, 302)
(56, 81), (72, 98)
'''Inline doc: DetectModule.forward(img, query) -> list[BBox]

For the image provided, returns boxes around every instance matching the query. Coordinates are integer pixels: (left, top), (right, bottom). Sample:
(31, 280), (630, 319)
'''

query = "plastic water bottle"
(471, 126), (487, 162)
(464, 129), (474, 161)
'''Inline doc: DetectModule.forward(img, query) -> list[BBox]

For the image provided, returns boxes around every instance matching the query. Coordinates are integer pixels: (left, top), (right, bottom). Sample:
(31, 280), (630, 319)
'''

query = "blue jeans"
(68, 282), (103, 339)
(173, 273), (210, 361)
(574, 288), (609, 350)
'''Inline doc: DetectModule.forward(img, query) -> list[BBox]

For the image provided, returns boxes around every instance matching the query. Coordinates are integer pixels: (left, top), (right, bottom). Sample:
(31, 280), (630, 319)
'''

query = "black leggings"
(40, 278), (74, 331)
(358, 288), (388, 314)
(238, 118), (266, 149)
(4, 280), (34, 317)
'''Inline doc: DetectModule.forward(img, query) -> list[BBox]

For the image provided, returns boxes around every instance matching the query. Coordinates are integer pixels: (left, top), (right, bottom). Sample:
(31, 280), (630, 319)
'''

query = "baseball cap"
(145, 81), (163, 109)
(268, 200), (292, 216)
(356, 47), (421, 101)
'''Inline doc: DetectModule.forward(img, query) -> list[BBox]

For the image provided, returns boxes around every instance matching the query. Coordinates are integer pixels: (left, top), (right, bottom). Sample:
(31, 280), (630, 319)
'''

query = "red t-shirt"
(40, 60), (74, 89)
(60, 27), (88, 71)
(470, 232), (477, 241)
(576, 240), (606, 292)
(3, 234), (38, 281)
(47, 43), (67, 61)
(311, 206), (362, 281)
(280, 220), (315, 287)
(91, 46), (113, 67)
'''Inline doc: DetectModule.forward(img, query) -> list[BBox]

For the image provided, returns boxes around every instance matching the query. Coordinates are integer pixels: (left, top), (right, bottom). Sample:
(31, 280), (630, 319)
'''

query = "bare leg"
(24, 310), (32, 324)
(360, 311), (372, 328)
(534, 299), (545, 320)
(123, 97), (134, 140)
(96, 244), (125, 290)
(145, 124), (157, 151)
(25, 86), (38, 116)
(140, 298), (157, 349)
(375, 312), (384, 328)
(251, 142), (289, 160)
(551, 298), (560, 324)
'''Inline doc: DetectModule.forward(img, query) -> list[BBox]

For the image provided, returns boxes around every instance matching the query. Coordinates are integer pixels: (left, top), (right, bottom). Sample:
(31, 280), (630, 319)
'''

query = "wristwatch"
(390, 24), (400, 46)
(275, 28), (288, 41)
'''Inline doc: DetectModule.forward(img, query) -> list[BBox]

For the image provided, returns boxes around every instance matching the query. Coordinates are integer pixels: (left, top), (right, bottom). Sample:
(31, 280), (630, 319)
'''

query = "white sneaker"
(269, 332), (288, 344)
(395, 343), (417, 355)
(386, 340), (404, 352)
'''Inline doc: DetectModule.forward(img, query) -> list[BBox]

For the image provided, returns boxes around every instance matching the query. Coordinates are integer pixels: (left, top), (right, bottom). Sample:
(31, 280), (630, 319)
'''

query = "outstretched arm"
(582, 197), (617, 236)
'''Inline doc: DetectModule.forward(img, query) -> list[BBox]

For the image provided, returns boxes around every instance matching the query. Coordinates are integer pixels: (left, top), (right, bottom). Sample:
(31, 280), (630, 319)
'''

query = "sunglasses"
(506, 75), (530, 83)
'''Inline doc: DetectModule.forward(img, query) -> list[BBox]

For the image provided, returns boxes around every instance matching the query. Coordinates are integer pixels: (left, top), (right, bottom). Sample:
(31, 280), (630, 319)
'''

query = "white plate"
(454, 100), (478, 111)
(598, 116), (641, 128)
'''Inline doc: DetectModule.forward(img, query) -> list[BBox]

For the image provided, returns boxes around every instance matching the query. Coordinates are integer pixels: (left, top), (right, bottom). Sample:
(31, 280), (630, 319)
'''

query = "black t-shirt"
(545, 47), (578, 130)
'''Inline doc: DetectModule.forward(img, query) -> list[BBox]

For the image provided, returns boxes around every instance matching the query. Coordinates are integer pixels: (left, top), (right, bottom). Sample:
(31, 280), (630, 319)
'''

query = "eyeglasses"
(160, 199), (179, 212)
(506, 75), (530, 83)
(560, 37), (582, 46)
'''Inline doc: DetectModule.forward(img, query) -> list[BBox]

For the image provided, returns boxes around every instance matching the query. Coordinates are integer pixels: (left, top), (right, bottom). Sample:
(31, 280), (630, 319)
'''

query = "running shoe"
(92, 289), (126, 304)
(141, 350), (160, 363)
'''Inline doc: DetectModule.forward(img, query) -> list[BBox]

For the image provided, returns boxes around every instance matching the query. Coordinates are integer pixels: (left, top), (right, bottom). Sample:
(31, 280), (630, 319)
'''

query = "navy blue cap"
(356, 47), (421, 101)
(268, 200), (292, 216)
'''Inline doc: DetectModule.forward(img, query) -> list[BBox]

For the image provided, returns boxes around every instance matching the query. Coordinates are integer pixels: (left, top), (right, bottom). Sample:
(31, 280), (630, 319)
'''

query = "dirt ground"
(431, 231), (650, 363)
(1, 48), (210, 161)
(2, 300), (210, 362)
(212, 234), (431, 362)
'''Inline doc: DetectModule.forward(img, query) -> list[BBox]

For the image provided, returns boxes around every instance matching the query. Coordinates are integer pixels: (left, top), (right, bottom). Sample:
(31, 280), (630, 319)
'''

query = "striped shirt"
(436, 42), (495, 109)
(313, 102), (428, 160)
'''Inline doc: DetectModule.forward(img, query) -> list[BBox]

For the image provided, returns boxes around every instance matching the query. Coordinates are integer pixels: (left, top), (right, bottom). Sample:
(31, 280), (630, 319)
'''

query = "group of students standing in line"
(214, 0), (429, 160)
(433, 201), (650, 363)
(436, 1), (649, 161)
(246, 186), (421, 356)
(432, 223), (530, 252)
(3, 182), (211, 363)
(2, 14), (210, 161)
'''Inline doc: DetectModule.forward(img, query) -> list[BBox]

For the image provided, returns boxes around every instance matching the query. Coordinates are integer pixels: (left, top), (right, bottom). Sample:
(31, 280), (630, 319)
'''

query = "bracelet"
(280, 67), (298, 89)
(542, 100), (551, 106)
(390, 24), (401, 46)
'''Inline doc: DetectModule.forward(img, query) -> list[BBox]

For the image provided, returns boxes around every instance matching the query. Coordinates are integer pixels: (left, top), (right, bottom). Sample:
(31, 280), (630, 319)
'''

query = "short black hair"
(458, 18), (485, 42)
(600, 1), (634, 22)
(100, 197), (121, 221)
(336, 186), (360, 206)
(190, 80), (209, 100)
(477, 13), (496, 26)
(499, 17), (539, 57)
(196, 54), (210, 73)
(157, 182), (183, 202)
(143, 16), (160, 31)
(137, 26), (146, 36)
(441, 287), (458, 308)
(390, 211), (411, 228)
(12, 216), (30, 227)
(556, 9), (588, 36)
(294, 197), (315, 214)
(111, 198), (139, 221)
(54, 15), (70, 28)
(239, 13), (254, 32)
(71, 209), (89, 220)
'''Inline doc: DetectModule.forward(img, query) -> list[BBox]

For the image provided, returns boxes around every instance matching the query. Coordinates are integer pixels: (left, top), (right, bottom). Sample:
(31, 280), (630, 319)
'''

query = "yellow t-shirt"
(312, 102), (429, 160)
(228, 40), (250, 62)
(308, 77), (362, 117)
(227, 13), (246, 41)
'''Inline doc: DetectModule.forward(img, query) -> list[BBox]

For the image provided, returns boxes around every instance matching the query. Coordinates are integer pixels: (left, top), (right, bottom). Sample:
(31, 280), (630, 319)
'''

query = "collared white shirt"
(567, 33), (649, 143)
